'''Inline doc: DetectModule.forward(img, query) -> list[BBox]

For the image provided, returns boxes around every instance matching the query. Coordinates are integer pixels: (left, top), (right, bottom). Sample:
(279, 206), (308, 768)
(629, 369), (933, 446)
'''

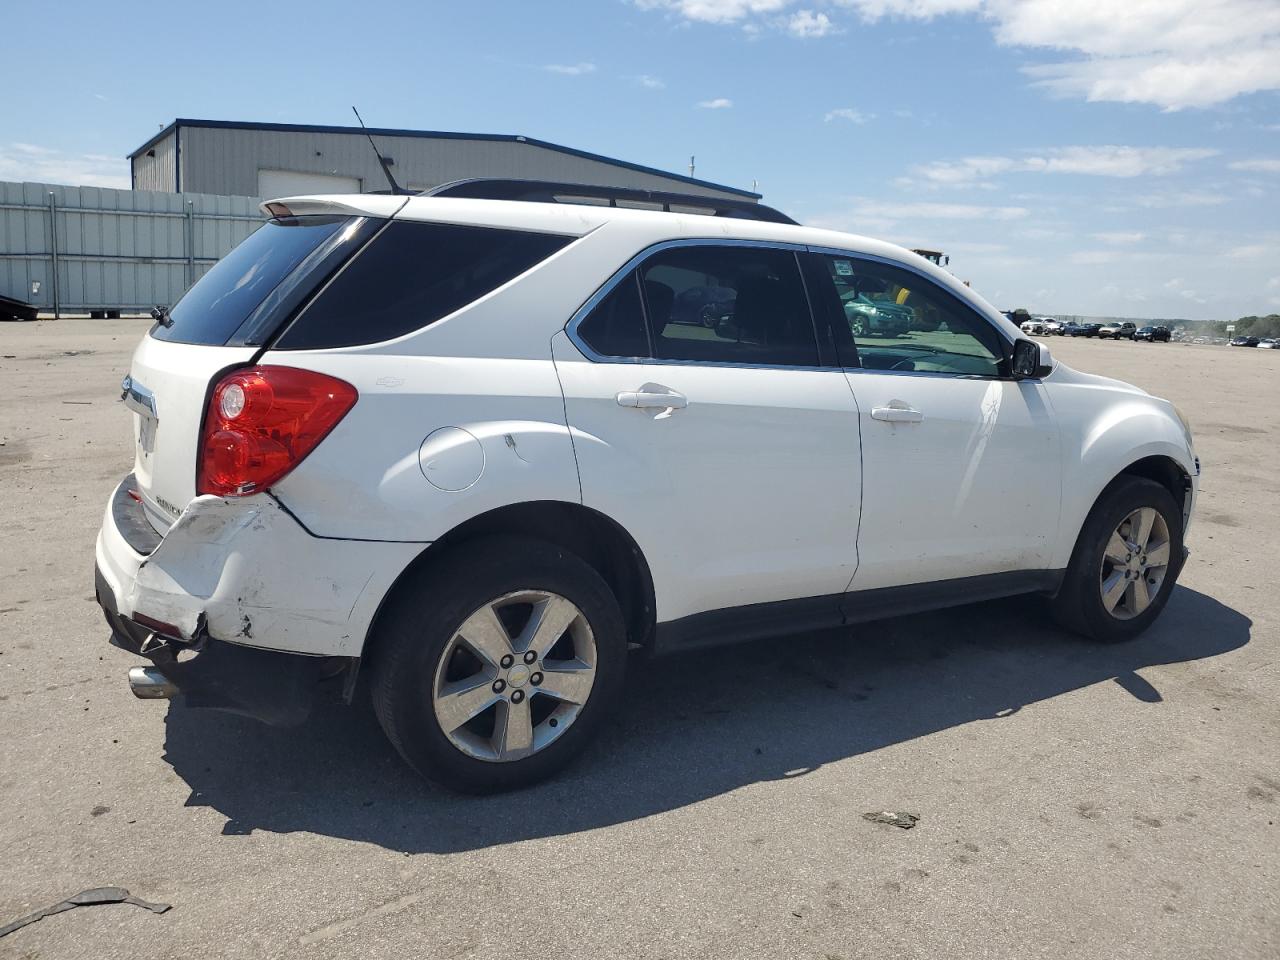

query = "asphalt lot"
(1, 318), (1277, 959)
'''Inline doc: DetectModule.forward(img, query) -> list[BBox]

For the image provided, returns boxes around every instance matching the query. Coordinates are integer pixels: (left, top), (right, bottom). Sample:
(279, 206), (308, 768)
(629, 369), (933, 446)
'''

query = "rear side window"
(152, 216), (353, 346)
(275, 221), (572, 349)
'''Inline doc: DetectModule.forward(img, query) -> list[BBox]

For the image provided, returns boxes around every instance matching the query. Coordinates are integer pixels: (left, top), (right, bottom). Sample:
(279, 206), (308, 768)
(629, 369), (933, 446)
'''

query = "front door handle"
(870, 401), (923, 423)
(616, 385), (688, 410)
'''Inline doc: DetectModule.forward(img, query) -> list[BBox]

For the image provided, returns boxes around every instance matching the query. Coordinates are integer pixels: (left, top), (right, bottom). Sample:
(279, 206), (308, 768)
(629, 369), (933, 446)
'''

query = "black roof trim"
(424, 179), (796, 224)
(128, 119), (761, 199)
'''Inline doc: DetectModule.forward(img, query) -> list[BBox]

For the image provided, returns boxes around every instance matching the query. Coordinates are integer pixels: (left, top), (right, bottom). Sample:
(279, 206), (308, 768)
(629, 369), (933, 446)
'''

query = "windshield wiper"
(150, 305), (173, 328)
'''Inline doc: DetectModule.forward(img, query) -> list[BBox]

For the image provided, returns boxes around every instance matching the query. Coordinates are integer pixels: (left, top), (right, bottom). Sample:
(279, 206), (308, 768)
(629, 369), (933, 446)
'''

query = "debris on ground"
(862, 810), (920, 829)
(0, 887), (171, 939)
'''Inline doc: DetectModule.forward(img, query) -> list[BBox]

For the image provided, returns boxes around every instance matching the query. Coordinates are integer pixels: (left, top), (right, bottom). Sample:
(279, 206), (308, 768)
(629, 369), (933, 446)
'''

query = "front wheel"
(1050, 476), (1184, 642)
(370, 537), (626, 792)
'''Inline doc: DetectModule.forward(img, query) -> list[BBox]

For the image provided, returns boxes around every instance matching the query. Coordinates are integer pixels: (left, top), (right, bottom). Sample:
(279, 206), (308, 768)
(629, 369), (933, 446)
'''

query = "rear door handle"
(616, 385), (688, 410)
(870, 402), (923, 423)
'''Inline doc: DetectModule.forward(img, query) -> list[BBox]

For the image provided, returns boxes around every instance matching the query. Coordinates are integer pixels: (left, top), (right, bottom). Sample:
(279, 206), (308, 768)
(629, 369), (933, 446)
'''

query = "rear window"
(151, 216), (354, 346)
(273, 222), (573, 350)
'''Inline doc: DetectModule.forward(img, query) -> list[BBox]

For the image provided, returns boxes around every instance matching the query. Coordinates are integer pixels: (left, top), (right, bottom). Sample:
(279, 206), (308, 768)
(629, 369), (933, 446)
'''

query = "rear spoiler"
(258, 195), (410, 220)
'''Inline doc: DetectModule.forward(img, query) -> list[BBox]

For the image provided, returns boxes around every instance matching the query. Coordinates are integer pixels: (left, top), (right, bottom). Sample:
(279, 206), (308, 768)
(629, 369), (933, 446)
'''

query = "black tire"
(370, 536), (627, 792)
(1050, 476), (1184, 643)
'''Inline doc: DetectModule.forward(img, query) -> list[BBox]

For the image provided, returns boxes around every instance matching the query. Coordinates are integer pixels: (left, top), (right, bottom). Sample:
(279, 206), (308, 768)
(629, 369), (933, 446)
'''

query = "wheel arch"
(1054, 394), (1196, 571)
(1055, 448), (1194, 571)
(359, 500), (657, 674)
(1115, 454), (1192, 507)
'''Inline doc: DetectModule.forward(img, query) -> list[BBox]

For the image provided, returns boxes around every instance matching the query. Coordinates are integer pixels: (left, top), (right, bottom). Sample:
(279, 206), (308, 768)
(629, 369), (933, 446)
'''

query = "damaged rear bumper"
(93, 474), (424, 723)
(96, 563), (331, 725)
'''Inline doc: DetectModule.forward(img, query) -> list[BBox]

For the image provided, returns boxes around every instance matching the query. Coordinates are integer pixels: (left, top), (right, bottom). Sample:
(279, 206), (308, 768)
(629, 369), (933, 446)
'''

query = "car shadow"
(162, 586), (1249, 852)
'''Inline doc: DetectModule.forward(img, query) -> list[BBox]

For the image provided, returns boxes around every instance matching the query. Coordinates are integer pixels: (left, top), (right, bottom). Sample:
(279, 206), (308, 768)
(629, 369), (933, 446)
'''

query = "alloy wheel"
(1098, 507), (1171, 620)
(431, 590), (597, 762)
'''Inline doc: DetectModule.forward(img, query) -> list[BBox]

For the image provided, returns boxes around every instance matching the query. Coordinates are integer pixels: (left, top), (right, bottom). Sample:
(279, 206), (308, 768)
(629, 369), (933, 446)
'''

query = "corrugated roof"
(128, 119), (761, 199)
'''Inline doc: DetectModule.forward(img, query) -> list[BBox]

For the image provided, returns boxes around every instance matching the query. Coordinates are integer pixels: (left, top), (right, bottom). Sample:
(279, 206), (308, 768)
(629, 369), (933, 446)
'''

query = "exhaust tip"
(128, 665), (177, 700)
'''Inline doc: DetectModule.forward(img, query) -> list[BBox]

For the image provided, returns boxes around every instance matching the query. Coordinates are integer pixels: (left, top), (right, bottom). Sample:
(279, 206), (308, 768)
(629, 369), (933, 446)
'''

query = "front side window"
(276, 222), (572, 350)
(817, 254), (1004, 377)
(638, 245), (820, 367)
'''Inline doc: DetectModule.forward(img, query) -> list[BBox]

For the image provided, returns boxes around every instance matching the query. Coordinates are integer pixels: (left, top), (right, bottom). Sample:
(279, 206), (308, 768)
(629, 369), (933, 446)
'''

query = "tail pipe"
(128, 666), (178, 700)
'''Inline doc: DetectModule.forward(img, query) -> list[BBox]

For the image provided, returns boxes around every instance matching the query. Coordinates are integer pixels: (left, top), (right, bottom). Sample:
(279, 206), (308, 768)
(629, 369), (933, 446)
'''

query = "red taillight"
(197, 365), (357, 497)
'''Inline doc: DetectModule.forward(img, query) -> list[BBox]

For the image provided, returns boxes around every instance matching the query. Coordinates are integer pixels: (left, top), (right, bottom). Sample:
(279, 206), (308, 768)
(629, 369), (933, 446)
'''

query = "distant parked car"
(1067, 322), (1103, 337)
(1258, 338), (1277, 349)
(1020, 318), (1048, 335)
(1230, 336), (1260, 347)
(1098, 321), (1138, 340)
(1039, 319), (1064, 335)
(1134, 325), (1171, 342)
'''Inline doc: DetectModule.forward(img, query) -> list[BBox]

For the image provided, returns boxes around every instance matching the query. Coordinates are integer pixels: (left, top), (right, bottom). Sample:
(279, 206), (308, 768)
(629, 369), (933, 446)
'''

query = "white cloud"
(1228, 244), (1272, 259)
(0, 142), (129, 189)
(544, 62), (596, 75)
(787, 9), (835, 36)
(907, 146), (1218, 187)
(855, 199), (1029, 220)
(637, 0), (1280, 109)
(1230, 158), (1280, 173)
(1069, 250), (1113, 265)
(1095, 231), (1145, 245)
(909, 155), (1017, 185)
(1025, 146), (1218, 177)
(824, 107), (874, 124)
(635, 0), (789, 23)
(631, 74), (666, 89)
(1129, 190), (1227, 208)
(842, 0), (981, 17)
(697, 97), (734, 109)
(990, 0), (1280, 110)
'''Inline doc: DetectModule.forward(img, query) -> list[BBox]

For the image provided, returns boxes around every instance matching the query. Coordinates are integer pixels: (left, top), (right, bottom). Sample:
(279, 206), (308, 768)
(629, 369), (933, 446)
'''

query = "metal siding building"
(129, 119), (759, 202)
(1, 180), (262, 315)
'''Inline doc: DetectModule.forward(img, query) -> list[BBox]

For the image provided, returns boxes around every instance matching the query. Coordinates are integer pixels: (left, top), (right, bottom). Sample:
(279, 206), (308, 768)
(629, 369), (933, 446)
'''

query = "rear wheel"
(370, 537), (626, 792)
(1050, 476), (1184, 642)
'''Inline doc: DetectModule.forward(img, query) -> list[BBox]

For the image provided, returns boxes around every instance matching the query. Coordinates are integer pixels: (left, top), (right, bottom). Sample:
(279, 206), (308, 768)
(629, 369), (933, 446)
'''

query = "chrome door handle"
(870, 403), (923, 423)
(616, 386), (688, 410)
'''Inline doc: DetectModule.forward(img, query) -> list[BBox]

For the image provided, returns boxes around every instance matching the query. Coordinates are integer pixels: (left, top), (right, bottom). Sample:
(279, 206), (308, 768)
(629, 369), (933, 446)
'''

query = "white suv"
(96, 180), (1199, 791)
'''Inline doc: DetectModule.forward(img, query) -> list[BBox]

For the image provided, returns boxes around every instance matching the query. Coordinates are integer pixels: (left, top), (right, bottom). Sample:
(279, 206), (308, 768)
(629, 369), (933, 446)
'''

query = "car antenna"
(351, 106), (407, 195)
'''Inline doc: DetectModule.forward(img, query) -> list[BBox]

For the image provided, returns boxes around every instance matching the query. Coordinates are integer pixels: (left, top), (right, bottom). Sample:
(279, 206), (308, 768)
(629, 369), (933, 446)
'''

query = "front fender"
(1052, 392), (1196, 568)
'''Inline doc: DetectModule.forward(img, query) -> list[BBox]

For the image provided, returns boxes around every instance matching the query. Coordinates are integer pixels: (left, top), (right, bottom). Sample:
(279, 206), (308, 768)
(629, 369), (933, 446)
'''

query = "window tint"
(638, 246), (819, 366)
(576, 272), (650, 358)
(276, 221), (572, 350)
(818, 254), (1004, 377)
(152, 216), (352, 346)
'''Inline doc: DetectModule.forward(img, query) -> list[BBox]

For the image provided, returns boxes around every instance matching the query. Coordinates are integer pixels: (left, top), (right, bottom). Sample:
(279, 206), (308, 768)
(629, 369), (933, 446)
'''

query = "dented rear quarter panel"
(96, 491), (420, 657)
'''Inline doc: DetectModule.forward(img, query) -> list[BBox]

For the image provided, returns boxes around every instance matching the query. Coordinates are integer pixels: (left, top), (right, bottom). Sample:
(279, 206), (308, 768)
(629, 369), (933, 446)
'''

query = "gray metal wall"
(162, 126), (751, 201)
(131, 130), (177, 192)
(0, 180), (263, 315)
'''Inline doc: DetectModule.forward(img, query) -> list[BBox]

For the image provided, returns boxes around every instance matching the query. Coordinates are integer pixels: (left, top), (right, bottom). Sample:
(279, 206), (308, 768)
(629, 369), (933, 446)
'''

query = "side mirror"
(1011, 338), (1052, 379)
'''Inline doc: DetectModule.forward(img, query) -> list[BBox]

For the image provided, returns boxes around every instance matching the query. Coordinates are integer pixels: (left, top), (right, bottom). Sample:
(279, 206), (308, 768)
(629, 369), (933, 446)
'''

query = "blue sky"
(3, 0), (1278, 320)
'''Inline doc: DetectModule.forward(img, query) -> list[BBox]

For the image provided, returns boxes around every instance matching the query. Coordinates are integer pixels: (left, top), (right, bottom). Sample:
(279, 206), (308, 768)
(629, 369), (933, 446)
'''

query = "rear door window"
(151, 216), (353, 346)
(575, 272), (651, 359)
(274, 222), (572, 349)
(637, 245), (820, 367)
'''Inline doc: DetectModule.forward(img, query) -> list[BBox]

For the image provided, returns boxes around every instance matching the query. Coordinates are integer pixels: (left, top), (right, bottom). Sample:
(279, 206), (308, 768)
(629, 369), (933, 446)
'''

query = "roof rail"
(421, 178), (798, 225)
